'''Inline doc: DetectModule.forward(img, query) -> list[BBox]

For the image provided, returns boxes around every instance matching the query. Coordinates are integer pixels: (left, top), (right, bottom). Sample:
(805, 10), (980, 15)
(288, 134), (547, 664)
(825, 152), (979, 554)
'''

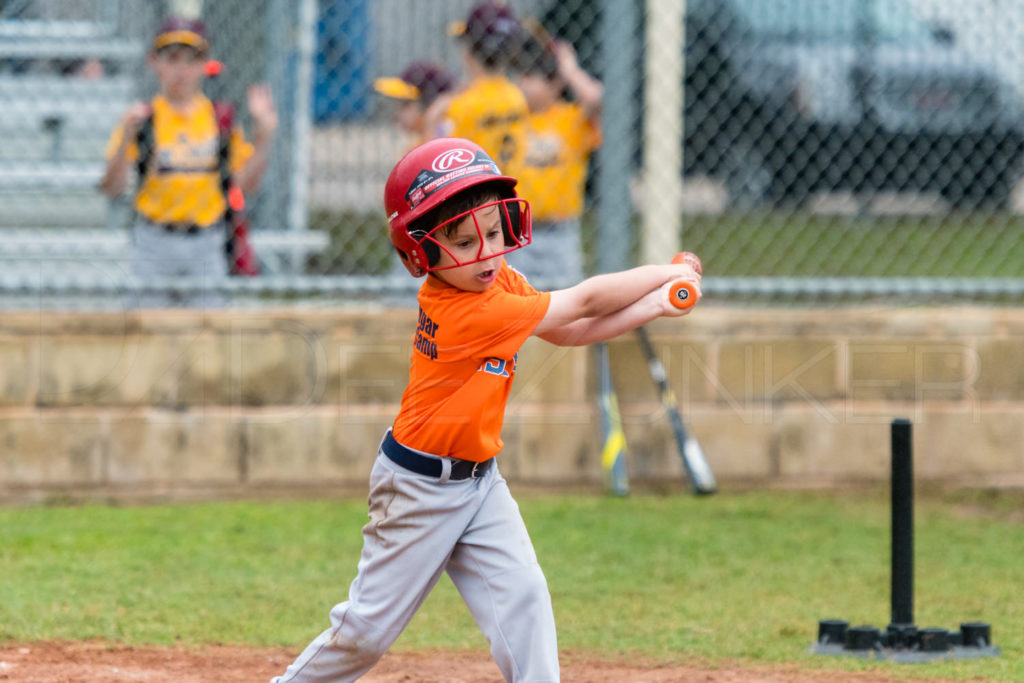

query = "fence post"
(596, 0), (638, 274)
(641, 0), (684, 264)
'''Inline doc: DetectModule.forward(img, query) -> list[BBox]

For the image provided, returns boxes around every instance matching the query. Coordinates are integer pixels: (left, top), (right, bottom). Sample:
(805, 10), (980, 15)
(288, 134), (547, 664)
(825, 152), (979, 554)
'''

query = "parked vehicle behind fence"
(544, 0), (1024, 209)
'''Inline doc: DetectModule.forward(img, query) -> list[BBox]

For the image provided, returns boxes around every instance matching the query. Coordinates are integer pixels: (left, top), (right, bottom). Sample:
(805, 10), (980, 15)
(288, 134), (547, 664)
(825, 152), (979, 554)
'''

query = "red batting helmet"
(384, 137), (531, 277)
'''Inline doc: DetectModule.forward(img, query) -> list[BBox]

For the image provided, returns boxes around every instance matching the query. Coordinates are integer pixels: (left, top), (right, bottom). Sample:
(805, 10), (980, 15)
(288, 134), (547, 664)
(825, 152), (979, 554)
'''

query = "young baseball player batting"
(271, 137), (701, 683)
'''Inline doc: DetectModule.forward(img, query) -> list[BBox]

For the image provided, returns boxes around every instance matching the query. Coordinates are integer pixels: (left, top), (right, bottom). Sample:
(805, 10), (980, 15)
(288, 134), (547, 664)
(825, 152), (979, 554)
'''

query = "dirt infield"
(0, 641), (962, 682)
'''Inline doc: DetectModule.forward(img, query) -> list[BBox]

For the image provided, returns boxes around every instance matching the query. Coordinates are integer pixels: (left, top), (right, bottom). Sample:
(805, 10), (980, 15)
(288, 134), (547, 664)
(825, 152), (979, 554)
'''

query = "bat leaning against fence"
(596, 341), (630, 497)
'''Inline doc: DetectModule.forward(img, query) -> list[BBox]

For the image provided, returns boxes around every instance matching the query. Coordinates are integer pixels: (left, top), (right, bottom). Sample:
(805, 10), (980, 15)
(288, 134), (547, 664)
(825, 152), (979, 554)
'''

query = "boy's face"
(148, 44), (207, 100)
(430, 203), (507, 292)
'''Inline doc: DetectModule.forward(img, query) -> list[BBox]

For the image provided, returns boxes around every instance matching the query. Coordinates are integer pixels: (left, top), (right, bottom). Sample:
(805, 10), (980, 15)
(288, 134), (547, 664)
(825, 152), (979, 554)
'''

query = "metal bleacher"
(0, 16), (327, 307)
(0, 19), (137, 228)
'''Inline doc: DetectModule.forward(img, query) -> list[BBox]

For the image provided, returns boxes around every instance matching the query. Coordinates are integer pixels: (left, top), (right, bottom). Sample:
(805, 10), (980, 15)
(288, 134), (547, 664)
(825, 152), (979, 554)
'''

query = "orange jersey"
(391, 262), (551, 461)
(515, 102), (601, 222)
(106, 94), (253, 227)
(443, 75), (528, 176)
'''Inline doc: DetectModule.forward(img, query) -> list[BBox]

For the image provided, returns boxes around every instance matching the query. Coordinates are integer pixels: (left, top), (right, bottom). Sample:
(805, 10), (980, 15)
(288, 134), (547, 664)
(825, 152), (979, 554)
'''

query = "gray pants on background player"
(272, 436), (560, 683)
(504, 218), (583, 290)
(129, 218), (229, 309)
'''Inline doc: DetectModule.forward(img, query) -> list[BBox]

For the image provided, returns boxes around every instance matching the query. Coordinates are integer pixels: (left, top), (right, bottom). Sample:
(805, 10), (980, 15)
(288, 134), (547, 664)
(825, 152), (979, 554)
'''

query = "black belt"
(161, 222), (203, 235)
(381, 430), (494, 480)
(141, 218), (205, 235)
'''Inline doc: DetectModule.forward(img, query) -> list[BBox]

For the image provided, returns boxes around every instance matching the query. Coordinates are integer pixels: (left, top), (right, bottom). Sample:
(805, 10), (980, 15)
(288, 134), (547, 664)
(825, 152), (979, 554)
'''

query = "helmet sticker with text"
(405, 150), (500, 209)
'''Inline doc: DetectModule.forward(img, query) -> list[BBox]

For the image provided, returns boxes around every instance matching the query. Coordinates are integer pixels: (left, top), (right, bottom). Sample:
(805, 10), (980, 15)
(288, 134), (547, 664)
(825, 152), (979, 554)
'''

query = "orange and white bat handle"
(672, 251), (702, 275)
(668, 252), (702, 311)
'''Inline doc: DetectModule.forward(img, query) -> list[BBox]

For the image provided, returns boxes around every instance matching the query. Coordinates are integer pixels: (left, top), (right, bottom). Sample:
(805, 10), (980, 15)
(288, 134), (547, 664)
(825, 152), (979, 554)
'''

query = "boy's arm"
(423, 93), (453, 141)
(235, 84), (278, 194)
(532, 264), (699, 341)
(555, 40), (602, 120)
(99, 102), (149, 197)
(537, 285), (686, 346)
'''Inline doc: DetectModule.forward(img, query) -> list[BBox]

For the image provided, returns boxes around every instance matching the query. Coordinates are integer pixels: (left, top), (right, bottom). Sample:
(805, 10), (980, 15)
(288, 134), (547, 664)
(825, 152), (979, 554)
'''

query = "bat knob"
(668, 280), (698, 310)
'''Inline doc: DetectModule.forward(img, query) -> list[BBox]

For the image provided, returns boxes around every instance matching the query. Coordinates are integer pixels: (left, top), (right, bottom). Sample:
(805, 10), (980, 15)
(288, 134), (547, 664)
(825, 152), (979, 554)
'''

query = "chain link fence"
(2, 0), (1024, 308)
(0, 0), (319, 307)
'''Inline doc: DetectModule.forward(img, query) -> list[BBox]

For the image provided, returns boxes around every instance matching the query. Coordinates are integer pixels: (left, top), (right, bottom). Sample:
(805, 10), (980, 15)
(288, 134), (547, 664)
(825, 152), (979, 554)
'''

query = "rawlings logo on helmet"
(431, 148), (475, 172)
(405, 150), (500, 210)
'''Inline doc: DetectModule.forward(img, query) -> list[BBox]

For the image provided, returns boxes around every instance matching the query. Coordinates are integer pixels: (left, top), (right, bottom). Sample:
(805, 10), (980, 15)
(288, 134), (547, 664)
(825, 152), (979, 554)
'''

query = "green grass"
(0, 490), (1021, 680)
(584, 210), (1024, 278)
(674, 212), (1024, 277)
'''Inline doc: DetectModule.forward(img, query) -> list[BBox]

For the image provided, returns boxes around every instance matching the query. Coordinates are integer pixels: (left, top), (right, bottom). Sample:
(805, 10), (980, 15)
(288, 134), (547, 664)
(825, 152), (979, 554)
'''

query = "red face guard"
(415, 197), (532, 272)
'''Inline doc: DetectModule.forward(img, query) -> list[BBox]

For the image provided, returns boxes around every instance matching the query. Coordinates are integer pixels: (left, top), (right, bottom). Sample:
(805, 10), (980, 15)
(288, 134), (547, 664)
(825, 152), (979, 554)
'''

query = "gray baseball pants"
(503, 218), (583, 290)
(129, 218), (229, 309)
(271, 436), (560, 682)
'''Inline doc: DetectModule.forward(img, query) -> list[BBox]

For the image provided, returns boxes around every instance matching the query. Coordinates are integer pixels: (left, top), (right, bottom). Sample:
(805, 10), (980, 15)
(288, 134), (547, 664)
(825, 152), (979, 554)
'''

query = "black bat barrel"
(890, 418), (914, 628)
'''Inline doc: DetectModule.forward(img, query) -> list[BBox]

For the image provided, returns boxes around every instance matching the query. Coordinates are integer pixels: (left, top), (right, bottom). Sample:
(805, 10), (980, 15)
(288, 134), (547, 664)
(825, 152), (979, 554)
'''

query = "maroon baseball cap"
(374, 61), (456, 106)
(448, 1), (520, 42)
(152, 16), (209, 53)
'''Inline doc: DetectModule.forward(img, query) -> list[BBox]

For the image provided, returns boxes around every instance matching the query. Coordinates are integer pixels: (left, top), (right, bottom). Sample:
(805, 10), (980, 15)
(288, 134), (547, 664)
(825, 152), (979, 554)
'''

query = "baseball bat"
(637, 251), (716, 494)
(635, 326), (716, 495)
(596, 341), (629, 496)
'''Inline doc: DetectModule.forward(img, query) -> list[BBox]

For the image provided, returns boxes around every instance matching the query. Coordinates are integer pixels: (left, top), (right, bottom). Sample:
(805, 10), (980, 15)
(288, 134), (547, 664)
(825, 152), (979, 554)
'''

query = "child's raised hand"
(552, 40), (580, 76)
(423, 93), (454, 139)
(121, 102), (152, 136)
(247, 83), (278, 141)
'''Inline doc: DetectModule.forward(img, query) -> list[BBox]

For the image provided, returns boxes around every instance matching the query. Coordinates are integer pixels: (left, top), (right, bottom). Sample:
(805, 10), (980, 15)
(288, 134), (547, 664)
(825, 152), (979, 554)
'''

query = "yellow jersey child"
(443, 1), (528, 176)
(100, 16), (277, 308)
(506, 35), (603, 289)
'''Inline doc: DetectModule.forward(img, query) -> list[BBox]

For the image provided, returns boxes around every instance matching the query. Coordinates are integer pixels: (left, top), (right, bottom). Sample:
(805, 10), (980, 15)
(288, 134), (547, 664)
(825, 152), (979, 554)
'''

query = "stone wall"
(1, 306), (1023, 501)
